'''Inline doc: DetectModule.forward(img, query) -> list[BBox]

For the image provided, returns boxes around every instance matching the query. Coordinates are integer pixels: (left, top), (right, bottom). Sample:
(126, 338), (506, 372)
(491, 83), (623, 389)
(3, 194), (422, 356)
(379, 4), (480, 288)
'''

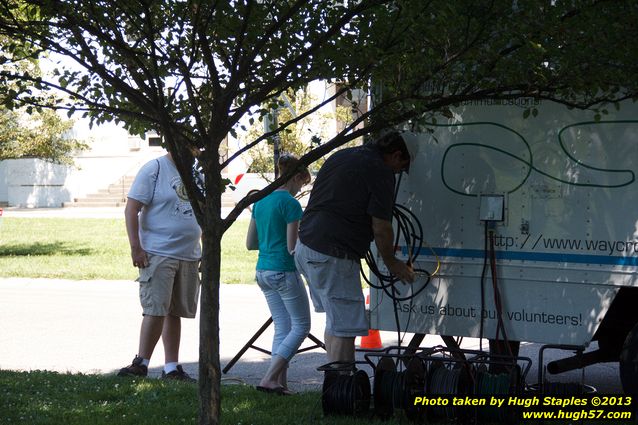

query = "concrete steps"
(63, 176), (132, 207)
(63, 175), (236, 208)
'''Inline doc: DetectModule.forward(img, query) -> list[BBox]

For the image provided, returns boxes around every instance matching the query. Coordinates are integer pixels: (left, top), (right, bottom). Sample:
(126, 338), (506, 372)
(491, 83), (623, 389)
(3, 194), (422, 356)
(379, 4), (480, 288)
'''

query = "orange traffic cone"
(359, 294), (383, 349)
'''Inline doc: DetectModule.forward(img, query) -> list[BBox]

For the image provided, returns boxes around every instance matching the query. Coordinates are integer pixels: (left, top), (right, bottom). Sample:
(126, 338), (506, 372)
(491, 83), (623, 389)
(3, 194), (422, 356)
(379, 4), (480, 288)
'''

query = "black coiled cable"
(360, 173), (432, 303)
(359, 171), (435, 345)
(474, 366), (520, 423)
(322, 369), (371, 417)
(373, 357), (426, 421)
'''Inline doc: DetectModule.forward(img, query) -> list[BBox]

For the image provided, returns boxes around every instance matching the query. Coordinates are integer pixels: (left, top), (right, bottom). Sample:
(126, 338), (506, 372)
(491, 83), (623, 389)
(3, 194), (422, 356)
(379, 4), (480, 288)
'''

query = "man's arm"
(372, 216), (415, 282)
(124, 197), (148, 268)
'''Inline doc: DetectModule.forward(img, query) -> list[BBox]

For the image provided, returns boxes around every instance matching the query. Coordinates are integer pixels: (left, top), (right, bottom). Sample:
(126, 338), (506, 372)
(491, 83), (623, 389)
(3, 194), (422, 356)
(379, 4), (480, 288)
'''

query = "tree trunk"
(198, 202), (223, 424)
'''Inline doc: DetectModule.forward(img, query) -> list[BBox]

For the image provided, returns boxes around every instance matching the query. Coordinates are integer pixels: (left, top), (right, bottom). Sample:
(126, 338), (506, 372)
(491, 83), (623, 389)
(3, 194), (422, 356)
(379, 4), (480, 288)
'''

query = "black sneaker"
(161, 365), (196, 382)
(117, 355), (148, 377)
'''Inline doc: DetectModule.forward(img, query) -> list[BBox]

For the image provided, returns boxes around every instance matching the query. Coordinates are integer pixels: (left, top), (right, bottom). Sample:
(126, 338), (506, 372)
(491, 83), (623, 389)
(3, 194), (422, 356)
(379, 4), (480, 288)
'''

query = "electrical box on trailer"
(479, 194), (505, 222)
(370, 99), (638, 347)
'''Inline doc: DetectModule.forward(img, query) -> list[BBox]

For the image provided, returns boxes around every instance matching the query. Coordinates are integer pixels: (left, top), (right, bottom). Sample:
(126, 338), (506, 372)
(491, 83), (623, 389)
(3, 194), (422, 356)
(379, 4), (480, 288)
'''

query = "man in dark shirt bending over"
(294, 131), (415, 364)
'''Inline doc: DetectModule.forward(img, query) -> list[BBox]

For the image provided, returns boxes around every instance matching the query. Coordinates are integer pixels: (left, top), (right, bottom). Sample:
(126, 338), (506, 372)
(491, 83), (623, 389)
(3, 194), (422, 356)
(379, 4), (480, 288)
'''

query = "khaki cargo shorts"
(137, 254), (200, 318)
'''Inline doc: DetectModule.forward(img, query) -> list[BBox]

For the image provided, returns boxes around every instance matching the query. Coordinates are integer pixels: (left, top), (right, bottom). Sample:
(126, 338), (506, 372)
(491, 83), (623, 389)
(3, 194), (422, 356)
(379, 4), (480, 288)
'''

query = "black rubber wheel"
(619, 322), (638, 396)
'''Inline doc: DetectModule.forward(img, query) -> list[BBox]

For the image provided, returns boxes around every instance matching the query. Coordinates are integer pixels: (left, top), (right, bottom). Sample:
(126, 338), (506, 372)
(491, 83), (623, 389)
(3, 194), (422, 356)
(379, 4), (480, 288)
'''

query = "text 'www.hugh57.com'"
(412, 395), (634, 421)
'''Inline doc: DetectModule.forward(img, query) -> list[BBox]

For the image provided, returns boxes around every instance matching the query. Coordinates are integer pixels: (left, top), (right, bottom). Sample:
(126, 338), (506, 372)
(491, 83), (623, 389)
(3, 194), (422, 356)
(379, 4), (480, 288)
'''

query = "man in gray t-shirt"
(117, 152), (201, 381)
(295, 132), (415, 365)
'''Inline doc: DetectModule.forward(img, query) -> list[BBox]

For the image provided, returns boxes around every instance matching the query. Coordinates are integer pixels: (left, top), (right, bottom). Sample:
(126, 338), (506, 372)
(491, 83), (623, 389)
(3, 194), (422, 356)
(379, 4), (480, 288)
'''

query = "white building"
(0, 121), (162, 208)
(0, 81), (360, 208)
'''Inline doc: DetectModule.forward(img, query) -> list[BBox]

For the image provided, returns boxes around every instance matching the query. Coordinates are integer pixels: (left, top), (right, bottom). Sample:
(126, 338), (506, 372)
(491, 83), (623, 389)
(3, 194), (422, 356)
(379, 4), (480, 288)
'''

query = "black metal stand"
(404, 333), (466, 362)
(222, 317), (326, 374)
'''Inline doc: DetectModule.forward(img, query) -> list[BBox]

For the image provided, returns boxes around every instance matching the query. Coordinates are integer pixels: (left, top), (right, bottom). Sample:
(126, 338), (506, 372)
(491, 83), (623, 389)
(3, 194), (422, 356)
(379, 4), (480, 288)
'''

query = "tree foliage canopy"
(1, 1), (637, 424)
(1, 1), (636, 215)
(0, 3), (82, 163)
(0, 106), (85, 163)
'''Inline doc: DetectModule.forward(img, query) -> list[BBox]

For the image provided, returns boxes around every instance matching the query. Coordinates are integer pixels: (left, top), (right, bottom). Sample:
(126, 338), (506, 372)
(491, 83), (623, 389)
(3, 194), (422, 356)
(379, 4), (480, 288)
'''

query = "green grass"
(220, 219), (258, 284)
(4, 370), (626, 425)
(0, 370), (382, 425)
(0, 218), (257, 283)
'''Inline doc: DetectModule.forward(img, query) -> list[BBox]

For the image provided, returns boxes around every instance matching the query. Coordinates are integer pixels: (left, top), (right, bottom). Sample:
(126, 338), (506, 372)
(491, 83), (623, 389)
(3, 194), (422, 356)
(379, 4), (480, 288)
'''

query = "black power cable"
(373, 357), (426, 420)
(479, 221), (489, 352)
(360, 171), (434, 346)
(488, 227), (514, 358)
(360, 174), (432, 303)
(322, 369), (371, 416)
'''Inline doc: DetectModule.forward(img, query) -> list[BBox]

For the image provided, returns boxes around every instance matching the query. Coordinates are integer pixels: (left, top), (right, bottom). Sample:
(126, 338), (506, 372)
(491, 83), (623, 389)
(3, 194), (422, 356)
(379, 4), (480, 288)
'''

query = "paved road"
(0, 278), (325, 390)
(0, 278), (624, 393)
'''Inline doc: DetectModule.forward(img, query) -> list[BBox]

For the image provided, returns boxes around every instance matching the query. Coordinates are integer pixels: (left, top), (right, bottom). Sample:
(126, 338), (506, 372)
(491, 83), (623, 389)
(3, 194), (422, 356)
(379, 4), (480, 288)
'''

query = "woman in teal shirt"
(246, 154), (311, 395)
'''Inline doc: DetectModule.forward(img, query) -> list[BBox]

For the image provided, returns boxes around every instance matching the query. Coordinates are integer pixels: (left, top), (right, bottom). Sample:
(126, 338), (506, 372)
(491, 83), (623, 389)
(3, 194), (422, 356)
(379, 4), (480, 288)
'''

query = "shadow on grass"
(0, 242), (93, 256)
(111, 354), (347, 424)
(0, 367), (368, 425)
(0, 369), (199, 425)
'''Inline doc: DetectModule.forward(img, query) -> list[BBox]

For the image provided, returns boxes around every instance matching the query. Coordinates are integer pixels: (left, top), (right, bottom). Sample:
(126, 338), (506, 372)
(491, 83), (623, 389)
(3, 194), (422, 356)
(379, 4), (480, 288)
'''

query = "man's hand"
(386, 257), (415, 282)
(125, 198), (148, 268)
(372, 217), (416, 282)
(131, 246), (148, 268)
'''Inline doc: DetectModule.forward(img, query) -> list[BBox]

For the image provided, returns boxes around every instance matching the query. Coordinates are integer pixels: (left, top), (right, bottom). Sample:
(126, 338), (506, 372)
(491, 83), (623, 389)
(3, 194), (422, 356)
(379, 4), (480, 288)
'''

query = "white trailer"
(369, 98), (638, 392)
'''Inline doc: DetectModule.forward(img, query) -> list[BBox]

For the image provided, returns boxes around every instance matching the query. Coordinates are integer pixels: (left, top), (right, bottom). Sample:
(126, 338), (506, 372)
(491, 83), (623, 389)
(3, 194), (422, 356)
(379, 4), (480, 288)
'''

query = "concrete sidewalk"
(1, 206), (250, 220)
(0, 278), (326, 391)
(0, 277), (624, 393)
(0, 277), (440, 392)
(0, 278), (447, 391)
(2, 207), (126, 219)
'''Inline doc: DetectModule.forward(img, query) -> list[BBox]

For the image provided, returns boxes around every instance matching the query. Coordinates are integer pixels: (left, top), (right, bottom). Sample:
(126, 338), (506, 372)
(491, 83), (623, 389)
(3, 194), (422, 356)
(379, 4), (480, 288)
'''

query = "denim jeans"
(256, 270), (311, 361)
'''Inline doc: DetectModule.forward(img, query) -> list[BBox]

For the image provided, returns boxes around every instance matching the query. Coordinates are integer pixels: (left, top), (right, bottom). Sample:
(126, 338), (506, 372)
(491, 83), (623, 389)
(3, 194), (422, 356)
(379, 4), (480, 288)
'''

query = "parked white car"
(230, 172), (272, 206)
(228, 171), (311, 208)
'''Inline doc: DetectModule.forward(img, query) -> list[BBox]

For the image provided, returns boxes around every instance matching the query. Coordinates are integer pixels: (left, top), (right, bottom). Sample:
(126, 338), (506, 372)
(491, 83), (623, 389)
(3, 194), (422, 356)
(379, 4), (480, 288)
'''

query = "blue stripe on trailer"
(402, 247), (638, 266)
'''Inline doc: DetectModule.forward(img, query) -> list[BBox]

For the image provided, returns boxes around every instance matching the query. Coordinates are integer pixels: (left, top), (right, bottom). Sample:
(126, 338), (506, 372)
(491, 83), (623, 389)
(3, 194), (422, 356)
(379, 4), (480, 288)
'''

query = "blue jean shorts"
(294, 241), (368, 337)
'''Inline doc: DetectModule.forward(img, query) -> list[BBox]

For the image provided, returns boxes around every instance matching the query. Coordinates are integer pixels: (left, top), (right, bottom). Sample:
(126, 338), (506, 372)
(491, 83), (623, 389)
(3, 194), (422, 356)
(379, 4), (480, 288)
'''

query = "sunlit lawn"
(0, 218), (257, 283)
(3, 370), (618, 425)
(0, 370), (386, 425)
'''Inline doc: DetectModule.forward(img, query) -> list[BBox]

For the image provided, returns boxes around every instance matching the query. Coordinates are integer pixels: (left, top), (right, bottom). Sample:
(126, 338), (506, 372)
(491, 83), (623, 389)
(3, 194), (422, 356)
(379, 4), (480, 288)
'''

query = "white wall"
(0, 151), (162, 208)
(0, 121), (165, 207)
(0, 161), (7, 203)
(3, 159), (71, 207)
